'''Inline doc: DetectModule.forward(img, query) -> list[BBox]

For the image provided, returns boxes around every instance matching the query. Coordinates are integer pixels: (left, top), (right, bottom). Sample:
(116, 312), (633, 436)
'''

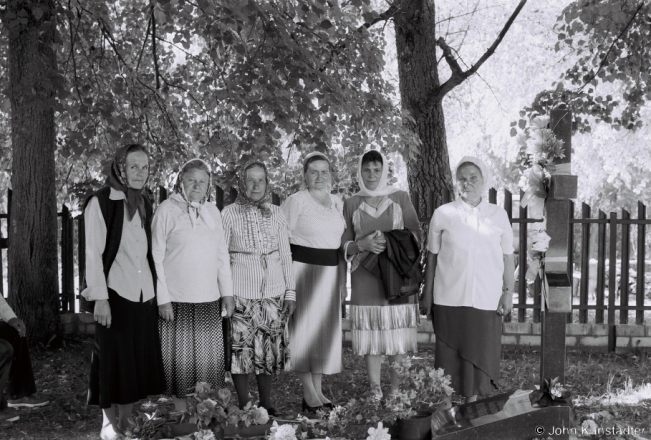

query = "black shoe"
(302, 398), (323, 414)
(322, 402), (334, 409)
(264, 407), (278, 417)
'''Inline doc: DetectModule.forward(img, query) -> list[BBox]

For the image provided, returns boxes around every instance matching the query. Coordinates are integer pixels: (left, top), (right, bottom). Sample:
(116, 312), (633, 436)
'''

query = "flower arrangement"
(529, 377), (572, 408)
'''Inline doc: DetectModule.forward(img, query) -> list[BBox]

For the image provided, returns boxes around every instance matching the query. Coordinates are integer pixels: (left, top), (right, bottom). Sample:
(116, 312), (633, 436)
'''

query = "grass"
(2, 336), (651, 439)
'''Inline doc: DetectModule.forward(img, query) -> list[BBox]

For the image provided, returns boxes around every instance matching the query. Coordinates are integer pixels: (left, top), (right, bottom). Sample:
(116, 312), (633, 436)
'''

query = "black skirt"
(88, 289), (165, 408)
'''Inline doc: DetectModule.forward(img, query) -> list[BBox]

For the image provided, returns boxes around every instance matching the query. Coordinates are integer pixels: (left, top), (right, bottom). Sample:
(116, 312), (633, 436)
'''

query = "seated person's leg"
(0, 322), (47, 408)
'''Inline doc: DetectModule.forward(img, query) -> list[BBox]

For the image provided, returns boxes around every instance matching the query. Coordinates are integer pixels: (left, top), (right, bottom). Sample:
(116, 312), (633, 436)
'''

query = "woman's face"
(125, 151), (149, 190)
(245, 166), (267, 202)
(361, 161), (382, 191)
(182, 168), (210, 202)
(305, 160), (331, 191)
(456, 164), (484, 201)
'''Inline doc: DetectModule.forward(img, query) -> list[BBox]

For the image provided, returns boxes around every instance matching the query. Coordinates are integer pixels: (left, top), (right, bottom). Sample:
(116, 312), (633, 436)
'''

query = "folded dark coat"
(360, 229), (422, 301)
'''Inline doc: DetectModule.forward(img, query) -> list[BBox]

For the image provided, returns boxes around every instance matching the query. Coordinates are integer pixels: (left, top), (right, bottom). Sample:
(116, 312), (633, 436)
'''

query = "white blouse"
(152, 199), (234, 305)
(280, 190), (346, 249)
(427, 198), (514, 310)
(81, 188), (156, 303)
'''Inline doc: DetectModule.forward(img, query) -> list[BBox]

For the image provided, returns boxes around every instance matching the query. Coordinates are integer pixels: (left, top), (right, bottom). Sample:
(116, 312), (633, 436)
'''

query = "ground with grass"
(2, 336), (651, 439)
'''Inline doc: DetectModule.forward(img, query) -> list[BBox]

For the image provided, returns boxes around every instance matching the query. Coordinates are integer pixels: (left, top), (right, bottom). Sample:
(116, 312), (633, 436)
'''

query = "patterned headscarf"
(105, 144), (149, 224)
(170, 158), (215, 229)
(235, 161), (271, 217)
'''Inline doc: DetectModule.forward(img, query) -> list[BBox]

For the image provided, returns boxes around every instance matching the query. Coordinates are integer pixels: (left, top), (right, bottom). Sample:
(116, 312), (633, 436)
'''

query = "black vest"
(80, 187), (157, 312)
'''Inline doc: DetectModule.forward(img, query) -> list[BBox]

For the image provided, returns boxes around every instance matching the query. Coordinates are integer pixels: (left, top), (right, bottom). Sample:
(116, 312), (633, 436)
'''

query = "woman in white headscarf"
(420, 156), (515, 403)
(340, 150), (421, 397)
(152, 158), (235, 411)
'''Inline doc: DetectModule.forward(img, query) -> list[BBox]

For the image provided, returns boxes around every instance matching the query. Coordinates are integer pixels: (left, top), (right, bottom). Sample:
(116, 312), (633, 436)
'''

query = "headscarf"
(354, 150), (400, 197)
(106, 144), (149, 224)
(235, 161), (272, 217)
(454, 156), (493, 195)
(170, 158), (215, 229)
(303, 151), (333, 193)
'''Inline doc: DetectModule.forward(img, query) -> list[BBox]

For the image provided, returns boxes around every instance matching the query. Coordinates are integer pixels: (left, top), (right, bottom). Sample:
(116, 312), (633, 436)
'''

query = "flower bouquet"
(529, 377), (573, 408)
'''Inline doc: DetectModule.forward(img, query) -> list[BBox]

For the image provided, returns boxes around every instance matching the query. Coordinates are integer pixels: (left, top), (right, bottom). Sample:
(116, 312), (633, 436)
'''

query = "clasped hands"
(357, 231), (386, 255)
(158, 296), (236, 322)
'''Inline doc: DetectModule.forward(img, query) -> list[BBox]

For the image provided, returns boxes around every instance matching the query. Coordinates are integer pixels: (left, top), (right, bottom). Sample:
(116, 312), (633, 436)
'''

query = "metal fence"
(1, 187), (651, 349)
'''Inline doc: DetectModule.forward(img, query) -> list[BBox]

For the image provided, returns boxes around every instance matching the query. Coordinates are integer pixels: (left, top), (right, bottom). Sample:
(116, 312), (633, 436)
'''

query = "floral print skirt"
(230, 296), (291, 375)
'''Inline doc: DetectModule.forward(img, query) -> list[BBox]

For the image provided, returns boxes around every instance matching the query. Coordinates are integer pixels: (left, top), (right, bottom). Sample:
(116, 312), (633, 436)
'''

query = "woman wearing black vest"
(81, 144), (165, 440)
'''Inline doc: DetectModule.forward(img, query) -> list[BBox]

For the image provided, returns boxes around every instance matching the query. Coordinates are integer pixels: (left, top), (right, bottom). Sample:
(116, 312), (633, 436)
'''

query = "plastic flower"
(195, 429), (217, 440)
(530, 231), (551, 253)
(195, 382), (212, 396)
(196, 399), (216, 417)
(367, 422), (391, 440)
(216, 388), (231, 405)
(268, 421), (298, 440)
(254, 406), (270, 425)
(581, 419), (598, 435)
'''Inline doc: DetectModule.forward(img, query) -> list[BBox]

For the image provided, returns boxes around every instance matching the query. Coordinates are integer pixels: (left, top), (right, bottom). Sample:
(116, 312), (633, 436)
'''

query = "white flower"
(195, 429), (217, 440)
(581, 419), (598, 435)
(531, 231), (551, 253)
(367, 422), (391, 440)
(531, 115), (550, 129)
(254, 406), (270, 425)
(268, 421), (298, 440)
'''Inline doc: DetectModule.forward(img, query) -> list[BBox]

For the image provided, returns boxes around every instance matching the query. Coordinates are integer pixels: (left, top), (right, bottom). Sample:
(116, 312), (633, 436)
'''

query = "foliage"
(187, 382), (270, 429)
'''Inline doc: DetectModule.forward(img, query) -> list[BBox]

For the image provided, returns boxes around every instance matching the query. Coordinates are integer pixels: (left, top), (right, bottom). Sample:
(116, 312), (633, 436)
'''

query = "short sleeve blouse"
(427, 198), (514, 310)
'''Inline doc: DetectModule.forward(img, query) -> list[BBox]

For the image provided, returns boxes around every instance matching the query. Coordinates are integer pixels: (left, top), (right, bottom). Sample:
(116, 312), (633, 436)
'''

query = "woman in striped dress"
(281, 152), (346, 413)
(221, 161), (296, 416)
(152, 159), (235, 411)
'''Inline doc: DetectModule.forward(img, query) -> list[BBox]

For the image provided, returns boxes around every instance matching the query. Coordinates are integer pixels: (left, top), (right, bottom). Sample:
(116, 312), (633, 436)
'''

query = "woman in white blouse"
(281, 152), (346, 413)
(152, 159), (235, 411)
(420, 156), (515, 404)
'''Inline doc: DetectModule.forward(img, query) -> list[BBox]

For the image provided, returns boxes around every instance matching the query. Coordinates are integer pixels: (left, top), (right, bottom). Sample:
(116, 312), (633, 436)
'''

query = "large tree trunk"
(4, 0), (61, 344)
(394, 0), (453, 216)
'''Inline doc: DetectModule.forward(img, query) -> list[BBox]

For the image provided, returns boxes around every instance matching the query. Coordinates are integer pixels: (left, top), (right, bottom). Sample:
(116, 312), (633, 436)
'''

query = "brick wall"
(61, 313), (651, 352)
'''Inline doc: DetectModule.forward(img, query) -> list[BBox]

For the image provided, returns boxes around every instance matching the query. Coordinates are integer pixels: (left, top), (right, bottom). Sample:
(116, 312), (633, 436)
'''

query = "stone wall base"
(61, 313), (651, 352)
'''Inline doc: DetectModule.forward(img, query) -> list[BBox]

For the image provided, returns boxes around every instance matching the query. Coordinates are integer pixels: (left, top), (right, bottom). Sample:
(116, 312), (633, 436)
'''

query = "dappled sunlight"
(574, 378), (651, 408)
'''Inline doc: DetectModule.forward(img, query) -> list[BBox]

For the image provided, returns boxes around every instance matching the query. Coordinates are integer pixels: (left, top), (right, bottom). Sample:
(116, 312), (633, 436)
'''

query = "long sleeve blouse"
(81, 188), (155, 303)
(0, 296), (17, 322)
(151, 199), (234, 305)
(221, 204), (296, 301)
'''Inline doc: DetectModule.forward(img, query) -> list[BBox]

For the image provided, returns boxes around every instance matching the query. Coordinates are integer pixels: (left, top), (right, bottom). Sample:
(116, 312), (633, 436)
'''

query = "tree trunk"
(4, 0), (61, 344)
(394, 0), (454, 216)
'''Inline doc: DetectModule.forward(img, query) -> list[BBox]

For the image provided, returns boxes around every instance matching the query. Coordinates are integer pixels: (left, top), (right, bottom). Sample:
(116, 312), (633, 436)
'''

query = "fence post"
(272, 193), (280, 206)
(159, 186), (168, 204)
(78, 214), (86, 304)
(504, 189), (513, 322)
(230, 187), (238, 205)
(518, 190), (528, 322)
(608, 211), (618, 352)
(488, 187), (497, 204)
(636, 202), (646, 324)
(61, 205), (75, 313)
(216, 186), (225, 210)
(596, 211), (607, 324)
(579, 203), (591, 323)
(567, 200), (575, 323)
(620, 209), (630, 324)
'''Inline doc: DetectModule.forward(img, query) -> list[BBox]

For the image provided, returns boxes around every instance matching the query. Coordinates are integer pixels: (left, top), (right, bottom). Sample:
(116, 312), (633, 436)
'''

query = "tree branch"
(358, 2), (399, 31)
(137, 14), (151, 71)
(424, 0), (527, 107)
(577, 1), (645, 92)
(151, 4), (161, 89)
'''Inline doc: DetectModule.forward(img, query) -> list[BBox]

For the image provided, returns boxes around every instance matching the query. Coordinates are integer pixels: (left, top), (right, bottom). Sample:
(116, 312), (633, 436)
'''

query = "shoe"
(0, 412), (20, 423)
(301, 398), (322, 414)
(264, 407), (278, 417)
(7, 395), (50, 408)
(321, 401), (334, 410)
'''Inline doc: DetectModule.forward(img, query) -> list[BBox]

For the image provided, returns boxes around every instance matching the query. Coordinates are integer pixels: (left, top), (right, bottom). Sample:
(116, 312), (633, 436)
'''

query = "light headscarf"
(235, 160), (272, 217)
(105, 144), (149, 224)
(454, 156), (493, 196)
(303, 151), (332, 192)
(170, 158), (215, 229)
(354, 150), (400, 197)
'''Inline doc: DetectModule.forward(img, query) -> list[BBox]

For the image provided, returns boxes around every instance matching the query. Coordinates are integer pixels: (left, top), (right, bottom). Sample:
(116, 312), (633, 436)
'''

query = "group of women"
(82, 144), (515, 440)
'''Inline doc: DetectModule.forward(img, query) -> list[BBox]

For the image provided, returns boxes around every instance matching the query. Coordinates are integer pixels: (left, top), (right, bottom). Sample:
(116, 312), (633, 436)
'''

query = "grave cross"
(541, 106), (578, 384)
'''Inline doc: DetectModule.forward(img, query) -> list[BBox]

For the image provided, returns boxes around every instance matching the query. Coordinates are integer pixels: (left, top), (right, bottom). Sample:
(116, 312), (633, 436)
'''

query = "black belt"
(290, 244), (339, 266)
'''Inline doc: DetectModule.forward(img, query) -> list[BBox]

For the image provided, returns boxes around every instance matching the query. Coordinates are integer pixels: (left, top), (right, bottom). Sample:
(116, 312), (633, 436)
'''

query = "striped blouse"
(221, 203), (296, 301)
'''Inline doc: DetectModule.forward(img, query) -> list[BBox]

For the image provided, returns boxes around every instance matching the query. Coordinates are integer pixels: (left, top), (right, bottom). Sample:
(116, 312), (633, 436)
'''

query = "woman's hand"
(282, 299), (297, 317)
(419, 292), (433, 318)
(94, 299), (112, 328)
(7, 317), (27, 337)
(222, 296), (235, 318)
(159, 302), (174, 321)
(357, 231), (386, 254)
(496, 291), (513, 316)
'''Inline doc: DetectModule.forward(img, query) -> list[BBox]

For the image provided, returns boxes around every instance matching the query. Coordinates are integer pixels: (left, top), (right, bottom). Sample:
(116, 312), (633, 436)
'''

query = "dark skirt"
(159, 300), (225, 397)
(231, 296), (290, 375)
(88, 289), (165, 409)
(433, 304), (501, 398)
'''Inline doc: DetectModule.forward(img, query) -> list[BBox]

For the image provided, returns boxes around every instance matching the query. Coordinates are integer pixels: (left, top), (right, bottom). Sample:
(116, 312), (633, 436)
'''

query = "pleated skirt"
(159, 300), (225, 398)
(231, 296), (290, 375)
(289, 261), (343, 374)
(350, 265), (419, 356)
(88, 289), (165, 409)
(433, 304), (501, 398)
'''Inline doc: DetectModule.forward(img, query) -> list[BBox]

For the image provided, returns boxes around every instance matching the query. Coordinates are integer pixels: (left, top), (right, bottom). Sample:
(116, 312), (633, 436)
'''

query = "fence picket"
(608, 211), (618, 352)
(517, 191), (528, 322)
(636, 202), (646, 324)
(579, 203), (591, 323)
(621, 209), (631, 324)
(596, 210), (607, 324)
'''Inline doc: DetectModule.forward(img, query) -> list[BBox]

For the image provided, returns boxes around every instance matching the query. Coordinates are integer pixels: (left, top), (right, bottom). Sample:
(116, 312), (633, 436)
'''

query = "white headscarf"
(455, 156), (493, 195)
(354, 150), (400, 197)
(170, 158), (215, 230)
